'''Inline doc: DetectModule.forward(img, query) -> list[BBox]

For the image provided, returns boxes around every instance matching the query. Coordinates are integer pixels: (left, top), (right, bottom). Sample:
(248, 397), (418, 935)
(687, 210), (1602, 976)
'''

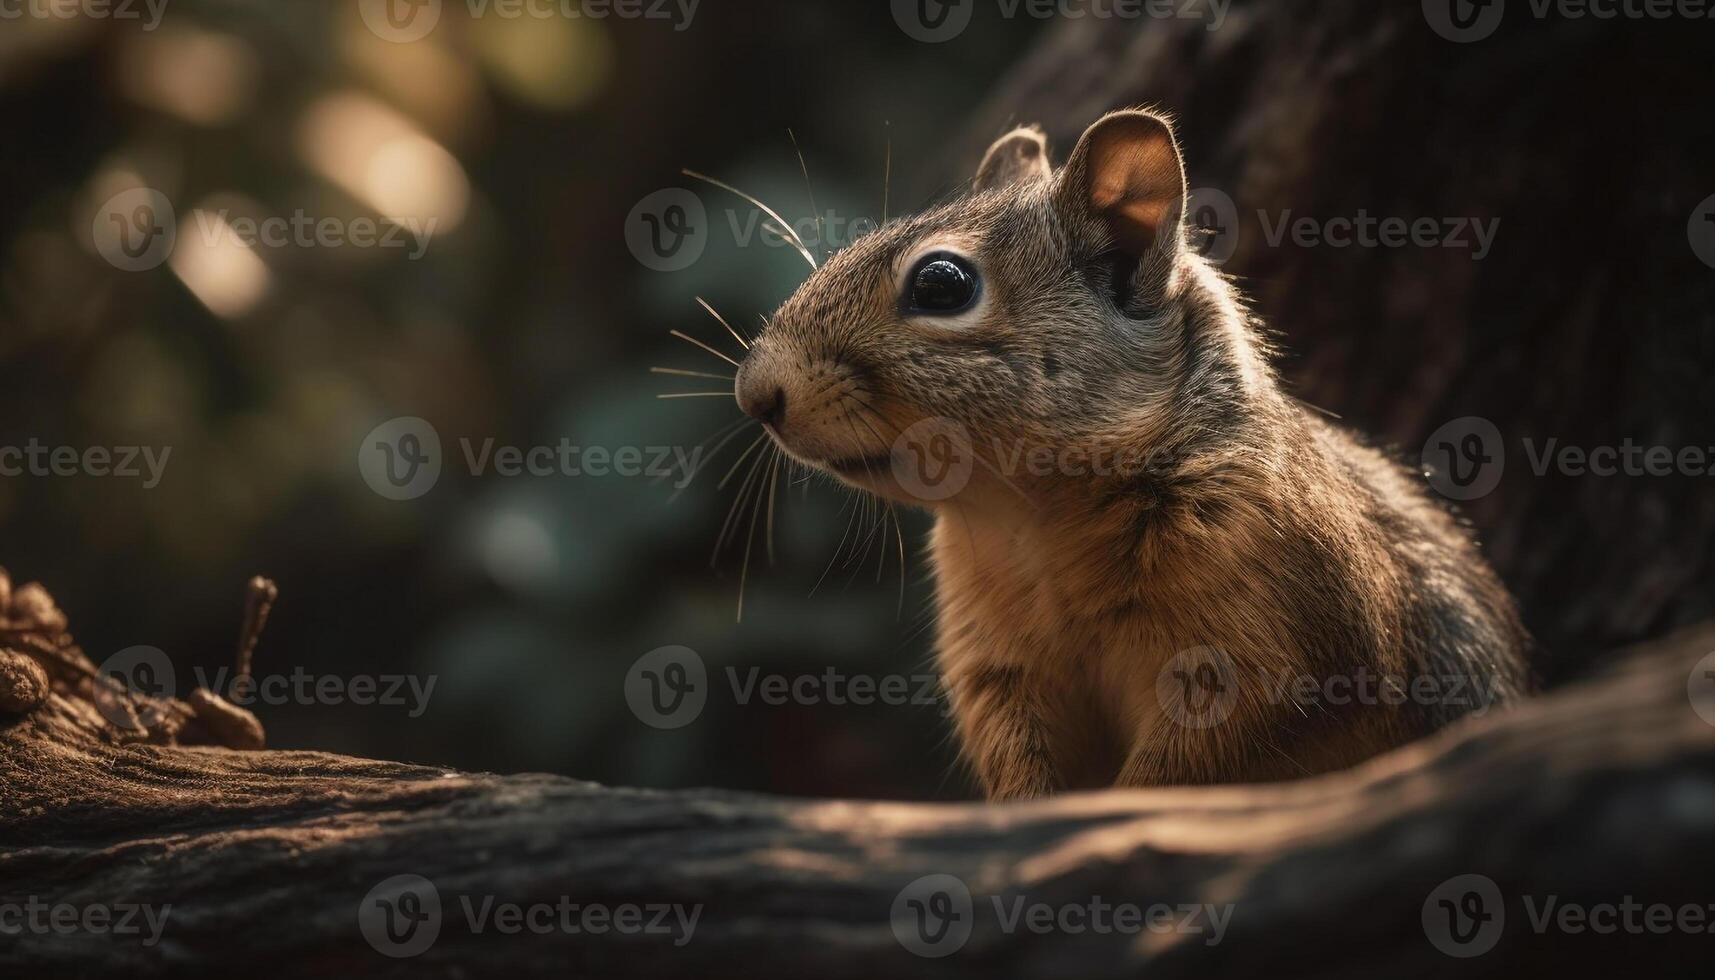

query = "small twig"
(235, 576), (278, 685)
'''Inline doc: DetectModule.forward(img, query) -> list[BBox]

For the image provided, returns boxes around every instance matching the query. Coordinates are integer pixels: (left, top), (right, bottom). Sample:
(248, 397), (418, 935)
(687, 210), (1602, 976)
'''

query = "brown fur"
(733, 110), (1532, 799)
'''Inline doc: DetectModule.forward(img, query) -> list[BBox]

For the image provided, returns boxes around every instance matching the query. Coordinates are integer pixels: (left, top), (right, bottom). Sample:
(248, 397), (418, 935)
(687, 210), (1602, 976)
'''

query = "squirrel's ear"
(974, 126), (1051, 193)
(1056, 110), (1187, 262)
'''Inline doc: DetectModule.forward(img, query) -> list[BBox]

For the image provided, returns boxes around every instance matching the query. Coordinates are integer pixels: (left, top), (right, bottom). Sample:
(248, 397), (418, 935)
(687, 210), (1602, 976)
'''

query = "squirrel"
(731, 109), (1532, 799)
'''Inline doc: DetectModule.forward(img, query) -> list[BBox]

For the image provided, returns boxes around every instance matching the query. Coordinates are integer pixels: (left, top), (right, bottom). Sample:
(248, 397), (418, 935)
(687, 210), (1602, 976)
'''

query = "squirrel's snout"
(740, 384), (784, 428)
(734, 358), (785, 428)
(734, 343), (880, 470)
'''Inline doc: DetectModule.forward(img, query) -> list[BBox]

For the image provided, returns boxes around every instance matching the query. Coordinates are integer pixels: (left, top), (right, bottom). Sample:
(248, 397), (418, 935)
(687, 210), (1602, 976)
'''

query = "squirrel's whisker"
(695, 297), (751, 351)
(844, 407), (909, 615)
(735, 445), (778, 623)
(651, 366), (734, 382)
(839, 415), (890, 586)
(681, 168), (818, 271)
(670, 329), (742, 368)
(892, 503), (907, 619)
(668, 417), (754, 503)
(810, 491), (863, 599)
(714, 436), (770, 565)
(764, 445), (782, 567)
(787, 128), (825, 260)
(717, 432), (769, 491)
(876, 505), (889, 584)
(882, 120), (892, 225)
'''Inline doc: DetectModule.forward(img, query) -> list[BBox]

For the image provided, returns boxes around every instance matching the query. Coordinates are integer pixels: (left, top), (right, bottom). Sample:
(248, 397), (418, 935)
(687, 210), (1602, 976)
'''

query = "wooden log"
(3, 623), (1712, 977)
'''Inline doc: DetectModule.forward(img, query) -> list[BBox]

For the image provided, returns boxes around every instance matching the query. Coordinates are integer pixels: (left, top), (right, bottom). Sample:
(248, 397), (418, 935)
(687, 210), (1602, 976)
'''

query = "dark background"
(3, 0), (1711, 800)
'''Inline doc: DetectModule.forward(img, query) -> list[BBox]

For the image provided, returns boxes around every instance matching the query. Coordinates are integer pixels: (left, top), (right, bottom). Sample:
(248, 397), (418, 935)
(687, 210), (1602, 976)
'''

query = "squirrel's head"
(735, 110), (1221, 511)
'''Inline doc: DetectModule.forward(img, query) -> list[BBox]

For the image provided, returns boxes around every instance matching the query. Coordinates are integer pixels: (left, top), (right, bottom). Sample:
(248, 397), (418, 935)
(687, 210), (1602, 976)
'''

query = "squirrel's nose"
(735, 365), (785, 427)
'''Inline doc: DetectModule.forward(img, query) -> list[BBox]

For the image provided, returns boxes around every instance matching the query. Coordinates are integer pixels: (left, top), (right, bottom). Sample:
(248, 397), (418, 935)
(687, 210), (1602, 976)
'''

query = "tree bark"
(4, 622), (1713, 977)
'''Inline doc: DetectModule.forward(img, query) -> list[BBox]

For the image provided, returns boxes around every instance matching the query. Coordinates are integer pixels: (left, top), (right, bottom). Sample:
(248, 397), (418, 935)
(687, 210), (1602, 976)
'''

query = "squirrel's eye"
(906, 252), (980, 315)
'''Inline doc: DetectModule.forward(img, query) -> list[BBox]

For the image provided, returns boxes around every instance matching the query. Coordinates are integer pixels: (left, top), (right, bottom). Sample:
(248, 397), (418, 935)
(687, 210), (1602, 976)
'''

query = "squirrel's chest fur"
(928, 519), (1178, 786)
(925, 418), (1523, 790)
(930, 503), (1339, 787)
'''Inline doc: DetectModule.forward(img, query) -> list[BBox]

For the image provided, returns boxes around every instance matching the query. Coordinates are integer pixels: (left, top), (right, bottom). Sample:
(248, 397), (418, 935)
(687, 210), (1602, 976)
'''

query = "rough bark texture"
(4, 622), (1714, 978)
(964, 0), (1715, 683)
